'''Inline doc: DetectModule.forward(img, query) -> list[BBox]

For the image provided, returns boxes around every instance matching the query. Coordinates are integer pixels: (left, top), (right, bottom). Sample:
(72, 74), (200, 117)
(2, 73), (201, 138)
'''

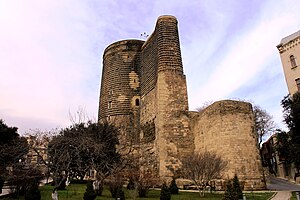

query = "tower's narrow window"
(135, 99), (140, 106)
(290, 55), (297, 68)
(108, 101), (112, 109)
(296, 78), (300, 91)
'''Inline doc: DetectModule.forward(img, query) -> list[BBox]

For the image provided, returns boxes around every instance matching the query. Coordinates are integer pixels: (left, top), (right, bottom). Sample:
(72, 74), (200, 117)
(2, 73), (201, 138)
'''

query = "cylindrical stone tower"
(98, 39), (144, 141)
(192, 100), (265, 190)
(154, 16), (193, 178)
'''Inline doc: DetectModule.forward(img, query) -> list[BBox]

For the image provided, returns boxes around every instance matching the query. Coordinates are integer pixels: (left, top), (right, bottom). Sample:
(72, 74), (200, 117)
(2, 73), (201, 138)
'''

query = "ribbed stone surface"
(99, 40), (144, 119)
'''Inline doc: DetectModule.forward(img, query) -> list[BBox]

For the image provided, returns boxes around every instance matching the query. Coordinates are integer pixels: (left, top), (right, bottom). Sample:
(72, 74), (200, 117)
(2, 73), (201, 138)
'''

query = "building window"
(135, 99), (140, 106)
(290, 55), (297, 68)
(108, 101), (112, 109)
(296, 78), (300, 92)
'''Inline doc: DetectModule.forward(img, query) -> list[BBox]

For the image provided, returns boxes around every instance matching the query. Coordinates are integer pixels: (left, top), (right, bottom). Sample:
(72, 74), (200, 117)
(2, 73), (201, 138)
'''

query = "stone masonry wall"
(98, 15), (266, 190)
(154, 16), (194, 178)
(191, 100), (265, 190)
(138, 15), (194, 178)
(99, 40), (144, 141)
(140, 32), (158, 96)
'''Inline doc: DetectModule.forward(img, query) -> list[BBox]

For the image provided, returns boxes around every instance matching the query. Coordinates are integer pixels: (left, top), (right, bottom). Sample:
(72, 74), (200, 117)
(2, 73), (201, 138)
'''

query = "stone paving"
(0, 187), (10, 197)
(267, 177), (300, 191)
(271, 191), (291, 200)
(267, 177), (300, 200)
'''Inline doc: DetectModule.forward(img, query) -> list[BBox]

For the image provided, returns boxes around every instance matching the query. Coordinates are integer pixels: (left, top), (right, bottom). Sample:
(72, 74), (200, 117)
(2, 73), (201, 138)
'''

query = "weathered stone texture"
(99, 40), (144, 142)
(156, 71), (193, 178)
(191, 100), (265, 190)
(99, 40), (144, 118)
(98, 15), (265, 190)
(140, 32), (158, 96)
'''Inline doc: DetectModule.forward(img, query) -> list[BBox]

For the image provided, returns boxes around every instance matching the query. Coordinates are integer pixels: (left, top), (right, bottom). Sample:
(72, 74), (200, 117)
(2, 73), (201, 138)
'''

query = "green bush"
(160, 183), (171, 200)
(223, 174), (243, 200)
(109, 180), (124, 199)
(224, 180), (234, 200)
(137, 184), (148, 197)
(24, 184), (41, 200)
(127, 177), (135, 190)
(232, 174), (243, 199)
(83, 182), (96, 200)
(169, 178), (179, 194)
(115, 189), (125, 200)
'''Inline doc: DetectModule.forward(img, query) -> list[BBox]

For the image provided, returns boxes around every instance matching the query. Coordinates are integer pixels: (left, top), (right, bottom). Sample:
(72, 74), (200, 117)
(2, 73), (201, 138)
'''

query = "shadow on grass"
(1, 184), (274, 200)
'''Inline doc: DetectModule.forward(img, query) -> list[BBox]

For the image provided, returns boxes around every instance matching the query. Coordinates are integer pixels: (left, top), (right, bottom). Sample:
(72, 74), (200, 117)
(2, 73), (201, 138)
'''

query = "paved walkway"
(271, 191), (291, 200)
(267, 177), (300, 191)
(0, 187), (10, 197)
(267, 177), (300, 200)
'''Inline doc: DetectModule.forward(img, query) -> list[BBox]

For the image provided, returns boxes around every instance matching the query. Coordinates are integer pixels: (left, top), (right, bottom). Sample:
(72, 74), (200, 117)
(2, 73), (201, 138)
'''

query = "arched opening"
(135, 98), (140, 106)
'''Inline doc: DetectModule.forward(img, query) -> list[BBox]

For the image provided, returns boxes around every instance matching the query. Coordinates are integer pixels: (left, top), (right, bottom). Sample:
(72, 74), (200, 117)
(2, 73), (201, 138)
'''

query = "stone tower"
(140, 16), (193, 177)
(98, 15), (265, 190)
(98, 40), (144, 141)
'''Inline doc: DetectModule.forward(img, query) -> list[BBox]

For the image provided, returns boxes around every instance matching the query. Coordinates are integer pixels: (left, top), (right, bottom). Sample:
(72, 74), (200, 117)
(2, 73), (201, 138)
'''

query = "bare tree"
(24, 129), (59, 183)
(180, 151), (227, 196)
(0, 119), (44, 198)
(253, 105), (275, 147)
(68, 106), (95, 125)
(46, 121), (122, 190)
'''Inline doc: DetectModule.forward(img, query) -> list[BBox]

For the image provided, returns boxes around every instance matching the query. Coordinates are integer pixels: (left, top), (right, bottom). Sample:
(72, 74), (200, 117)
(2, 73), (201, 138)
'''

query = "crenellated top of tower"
(157, 15), (178, 23)
(103, 39), (144, 59)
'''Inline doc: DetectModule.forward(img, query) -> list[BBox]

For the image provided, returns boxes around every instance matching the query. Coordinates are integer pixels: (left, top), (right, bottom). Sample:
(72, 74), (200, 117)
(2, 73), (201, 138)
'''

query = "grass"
(243, 192), (274, 200)
(2, 184), (274, 200)
(290, 191), (300, 200)
(39, 185), (223, 200)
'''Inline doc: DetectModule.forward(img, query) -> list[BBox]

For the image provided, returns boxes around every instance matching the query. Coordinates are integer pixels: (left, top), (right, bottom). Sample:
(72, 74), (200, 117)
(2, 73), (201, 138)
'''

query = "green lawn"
(243, 192), (274, 200)
(290, 191), (300, 200)
(2, 184), (274, 200)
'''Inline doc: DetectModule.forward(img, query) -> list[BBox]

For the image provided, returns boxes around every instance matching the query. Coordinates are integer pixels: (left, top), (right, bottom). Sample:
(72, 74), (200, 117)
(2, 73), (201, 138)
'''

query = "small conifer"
(83, 182), (96, 200)
(232, 174), (243, 199)
(127, 177), (135, 190)
(224, 180), (233, 200)
(223, 175), (243, 200)
(169, 178), (179, 194)
(25, 184), (41, 200)
(160, 183), (171, 200)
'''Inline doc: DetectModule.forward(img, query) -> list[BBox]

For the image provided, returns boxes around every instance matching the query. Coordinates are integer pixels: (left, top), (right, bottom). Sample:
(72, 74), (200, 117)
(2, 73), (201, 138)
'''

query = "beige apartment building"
(275, 30), (300, 183)
(277, 30), (300, 95)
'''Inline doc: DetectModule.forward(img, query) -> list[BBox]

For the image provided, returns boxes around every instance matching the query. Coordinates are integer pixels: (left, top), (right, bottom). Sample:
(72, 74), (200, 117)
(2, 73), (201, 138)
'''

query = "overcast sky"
(1, 0), (299, 135)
